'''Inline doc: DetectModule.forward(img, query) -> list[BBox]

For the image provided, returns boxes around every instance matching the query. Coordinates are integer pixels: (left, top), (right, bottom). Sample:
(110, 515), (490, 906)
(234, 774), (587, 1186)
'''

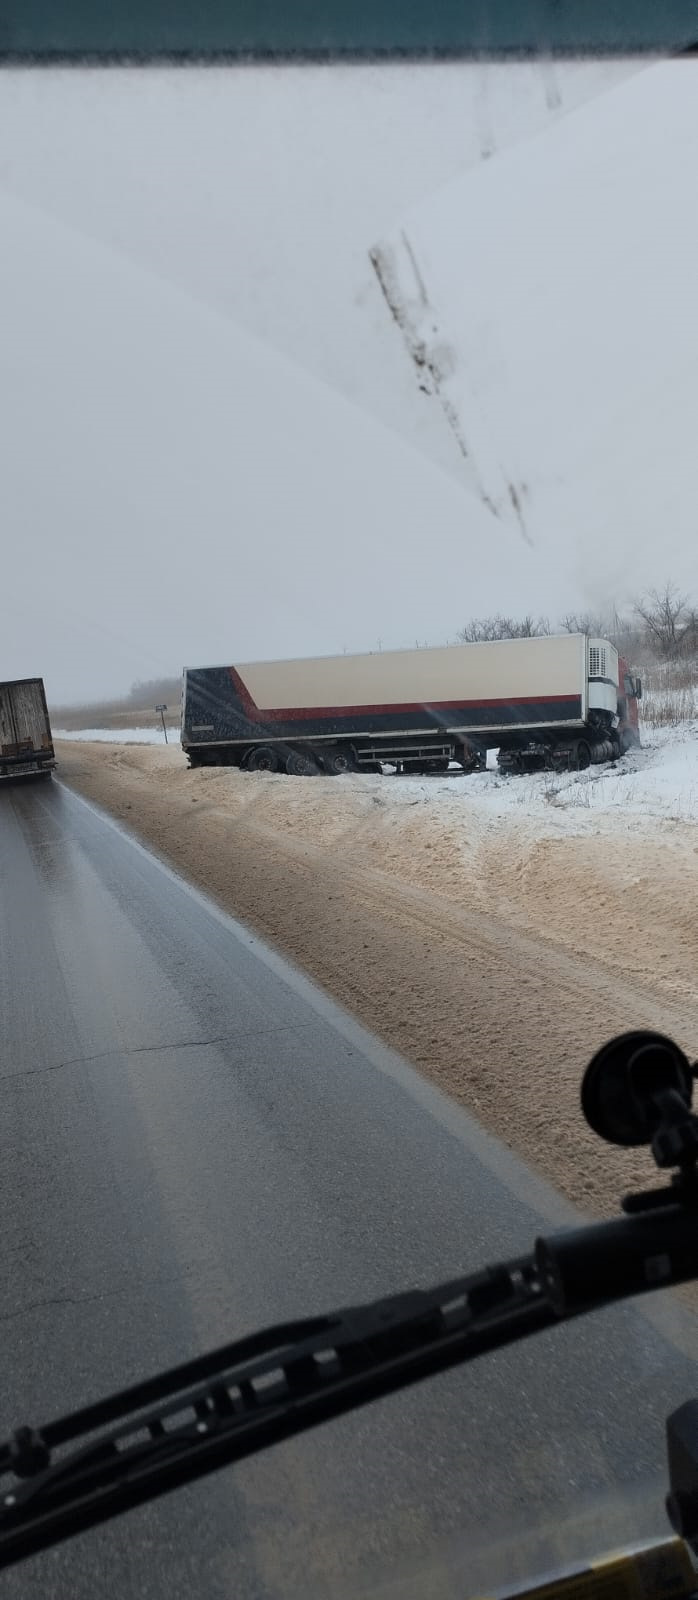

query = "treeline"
(458, 583), (698, 667)
(49, 675), (181, 725)
(126, 676), (181, 708)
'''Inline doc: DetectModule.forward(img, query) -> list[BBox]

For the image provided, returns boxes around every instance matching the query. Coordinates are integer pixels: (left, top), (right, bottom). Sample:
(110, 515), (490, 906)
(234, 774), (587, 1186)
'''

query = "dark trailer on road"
(0, 678), (56, 780)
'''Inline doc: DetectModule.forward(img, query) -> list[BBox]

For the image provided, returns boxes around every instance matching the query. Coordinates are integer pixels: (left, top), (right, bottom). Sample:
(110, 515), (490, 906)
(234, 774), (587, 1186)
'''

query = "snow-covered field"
(54, 726), (180, 744)
(641, 683), (698, 728)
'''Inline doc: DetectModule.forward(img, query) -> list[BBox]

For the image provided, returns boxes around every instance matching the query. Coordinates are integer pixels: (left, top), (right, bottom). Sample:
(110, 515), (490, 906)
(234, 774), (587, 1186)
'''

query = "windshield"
(2, 48), (698, 1600)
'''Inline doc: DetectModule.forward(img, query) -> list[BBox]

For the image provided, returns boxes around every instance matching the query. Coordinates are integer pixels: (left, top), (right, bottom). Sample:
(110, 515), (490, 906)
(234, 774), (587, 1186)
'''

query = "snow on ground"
(383, 724), (698, 833)
(54, 727), (180, 744)
(55, 721), (698, 830)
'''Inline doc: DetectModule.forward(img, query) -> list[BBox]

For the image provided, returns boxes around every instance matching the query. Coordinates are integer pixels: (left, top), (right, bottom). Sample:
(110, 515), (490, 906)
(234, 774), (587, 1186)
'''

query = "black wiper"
(2, 1027), (698, 1570)
(4, 1199), (698, 1571)
(0, 1257), (549, 1569)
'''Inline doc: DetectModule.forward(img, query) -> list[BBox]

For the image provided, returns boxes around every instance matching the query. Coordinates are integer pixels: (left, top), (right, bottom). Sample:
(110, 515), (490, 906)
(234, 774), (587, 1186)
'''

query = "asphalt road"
(1, 775), (697, 1599)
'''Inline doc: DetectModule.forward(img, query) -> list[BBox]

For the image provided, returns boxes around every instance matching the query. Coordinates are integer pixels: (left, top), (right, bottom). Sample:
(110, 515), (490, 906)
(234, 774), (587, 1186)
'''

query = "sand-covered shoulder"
(55, 739), (698, 1217)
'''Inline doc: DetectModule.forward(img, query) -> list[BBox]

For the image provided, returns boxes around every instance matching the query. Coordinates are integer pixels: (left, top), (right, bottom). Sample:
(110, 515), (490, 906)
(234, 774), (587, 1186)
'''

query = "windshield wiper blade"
(0, 1255), (548, 1569)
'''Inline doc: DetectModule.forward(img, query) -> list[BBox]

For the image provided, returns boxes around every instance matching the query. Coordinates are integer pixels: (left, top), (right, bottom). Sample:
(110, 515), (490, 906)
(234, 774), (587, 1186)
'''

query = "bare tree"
(606, 605), (644, 656)
(459, 596), (698, 663)
(457, 615), (551, 643)
(128, 675), (182, 707)
(558, 607), (647, 658)
(634, 583), (696, 661)
(559, 611), (608, 637)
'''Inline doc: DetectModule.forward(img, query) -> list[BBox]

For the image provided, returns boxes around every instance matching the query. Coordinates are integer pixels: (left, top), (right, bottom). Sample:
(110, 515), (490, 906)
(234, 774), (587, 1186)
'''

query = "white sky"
(0, 59), (664, 704)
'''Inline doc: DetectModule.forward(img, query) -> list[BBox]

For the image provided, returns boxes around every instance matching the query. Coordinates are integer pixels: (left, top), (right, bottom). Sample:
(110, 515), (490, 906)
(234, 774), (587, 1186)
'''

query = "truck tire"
(245, 746), (280, 773)
(285, 748), (319, 777)
(575, 740), (592, 771)
(321, 746), (355, 776)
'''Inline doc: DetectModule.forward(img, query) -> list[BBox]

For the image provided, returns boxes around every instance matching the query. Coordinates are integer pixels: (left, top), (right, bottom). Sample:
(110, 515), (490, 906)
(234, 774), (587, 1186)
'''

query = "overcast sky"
(0, 58), (672, 704)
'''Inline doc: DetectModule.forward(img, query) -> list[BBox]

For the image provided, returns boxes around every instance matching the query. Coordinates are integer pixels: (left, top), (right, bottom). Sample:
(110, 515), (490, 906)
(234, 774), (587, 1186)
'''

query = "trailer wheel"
(575, 740), (592, 771)
(245, 746), (280, 773)
(321, 747), (355, 776)
(285, 748), (319, 777)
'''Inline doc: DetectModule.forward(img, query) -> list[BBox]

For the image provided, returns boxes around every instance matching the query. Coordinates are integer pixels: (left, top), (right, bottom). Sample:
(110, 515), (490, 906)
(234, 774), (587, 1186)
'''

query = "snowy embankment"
(54, 719), (698, 829)
(423, 723), (698, 831)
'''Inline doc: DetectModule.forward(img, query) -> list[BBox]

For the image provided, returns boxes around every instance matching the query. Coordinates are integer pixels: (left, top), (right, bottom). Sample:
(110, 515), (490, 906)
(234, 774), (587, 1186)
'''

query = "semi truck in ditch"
(181, 635), (642, 777)
(0, 678), (56, 780)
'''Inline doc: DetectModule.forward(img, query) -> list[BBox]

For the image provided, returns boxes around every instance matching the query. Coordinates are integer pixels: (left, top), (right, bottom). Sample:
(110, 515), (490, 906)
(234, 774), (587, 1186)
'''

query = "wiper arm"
(0, 1256), (548, 1569)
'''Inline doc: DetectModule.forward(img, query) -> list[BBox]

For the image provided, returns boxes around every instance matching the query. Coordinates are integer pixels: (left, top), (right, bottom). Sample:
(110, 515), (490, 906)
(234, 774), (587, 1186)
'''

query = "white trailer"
(182, 635), (641, 776)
